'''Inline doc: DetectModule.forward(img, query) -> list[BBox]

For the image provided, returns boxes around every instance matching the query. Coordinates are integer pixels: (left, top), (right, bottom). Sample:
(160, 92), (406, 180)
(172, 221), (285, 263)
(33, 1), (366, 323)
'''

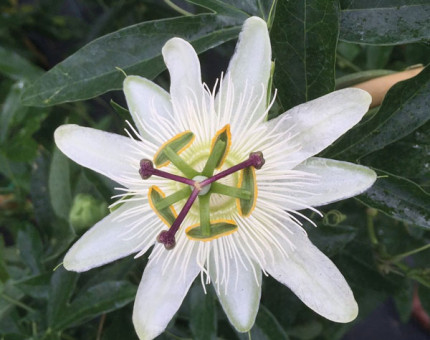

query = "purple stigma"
(139, 159), (154, 179)
(139, 159), (196, 186)
(157, 230), (176, 250)
(249, 151), (265, 169)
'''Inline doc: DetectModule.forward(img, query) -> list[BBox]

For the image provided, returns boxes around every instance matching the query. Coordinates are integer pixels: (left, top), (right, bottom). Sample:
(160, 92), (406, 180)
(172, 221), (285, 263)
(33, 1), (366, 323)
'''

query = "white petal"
(209, 242), (261, 332)
(265, 219), (358, 323)
(292, 157), (377, 208)
(266, 88), (372, 167)
(217, 16), (271, 123)
(133, 244), (200, 340)
(64, 200), (156, 272)
(162, 38), (206, 113)
(54, 124), (142, 186)
(123, 75), (173, 143)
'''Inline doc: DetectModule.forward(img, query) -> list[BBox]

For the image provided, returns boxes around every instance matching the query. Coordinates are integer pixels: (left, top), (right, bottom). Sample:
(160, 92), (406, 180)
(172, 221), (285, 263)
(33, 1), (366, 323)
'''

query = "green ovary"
(167, 142), (242, 220)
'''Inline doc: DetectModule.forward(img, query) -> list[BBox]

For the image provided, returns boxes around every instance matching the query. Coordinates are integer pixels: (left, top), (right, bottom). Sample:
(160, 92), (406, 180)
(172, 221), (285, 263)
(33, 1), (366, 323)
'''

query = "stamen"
(157, 187), (200, 250)
(139, 159), (195, 186)
(202, 140), (226, 177)
(200, 151), (265, 188)
(162, 147), (198, 178)
(211, 182), (251, 200)
(155, 187), (191, 210)
(199, 194), (211, 236)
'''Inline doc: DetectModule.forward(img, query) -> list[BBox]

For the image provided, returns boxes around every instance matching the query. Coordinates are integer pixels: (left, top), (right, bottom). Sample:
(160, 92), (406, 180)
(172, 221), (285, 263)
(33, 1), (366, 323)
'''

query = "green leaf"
(0, 46), (43, 81)
(0, 82), (48, 162)
(44, 218), (76, 262)
(324, 65), (430, 160)
(270, 0), (339, 112)
(340, 4), (430, 45)
(254, 304), (289, 340)
(362, 121), (430, 189)
(47, 267), (79, 328)
(22, 15), (240, 107)
(336, 229), (408, 316)
(393, 280), (413, 323)
(17, 224), (44, 275)
(187, 0), (275, 21)
(186, 0), (248, 24)
(0, 82), (27, 143)
(189, 285), (217, 340)
(15, 273), (51, 300)
(0, 238), (9, 283)
(31, 149), (75, 259)
(110, 99), (130, 122)
(49, 147), (72, 220)
(54, 281), (136, 330)
(287, 320), (322, 340)
(31, 149), (56, 229)
(357, 171), (430, 229)
(419, 286), (430, 315)
(305, 224), (357, 258)
(0, 152), (29, 190)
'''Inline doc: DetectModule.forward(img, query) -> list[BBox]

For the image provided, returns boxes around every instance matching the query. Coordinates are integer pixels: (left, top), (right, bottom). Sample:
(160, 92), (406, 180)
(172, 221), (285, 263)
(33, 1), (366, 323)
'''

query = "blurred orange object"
(353, 67), (424, 108)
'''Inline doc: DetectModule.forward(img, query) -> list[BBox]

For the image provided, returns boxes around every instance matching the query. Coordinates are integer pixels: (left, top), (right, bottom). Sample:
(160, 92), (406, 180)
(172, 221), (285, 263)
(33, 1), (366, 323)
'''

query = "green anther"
(155, 187), (191, 210)
(154, 131), (194, 167)
(186, 221), (238, 241)
(211, 127), (230, 169)
(238, 167), (257, 217)
(199, 194), (211, 237)
(202, 140), (226, 177)
(163, 147), (198, 178)
(149, 188), (176, 226)
(211, 182), (251, 200)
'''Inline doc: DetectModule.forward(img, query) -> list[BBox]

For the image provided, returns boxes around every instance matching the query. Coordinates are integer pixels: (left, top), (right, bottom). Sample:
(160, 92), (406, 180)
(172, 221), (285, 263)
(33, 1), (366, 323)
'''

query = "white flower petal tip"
(133, 247), (200, 340)
(209, 251), (262, 332)
(219, 16), (271, 122)
(341, 87), (372, 106)
(161, 37), (204, 105)
(123, 75), (172, 141)
(266, 226), (359, 324)
(54, 124), (141, 185)
(63, 201), (153, 272)
(293, 157), (377, 207)
(266, 87), (373, 167)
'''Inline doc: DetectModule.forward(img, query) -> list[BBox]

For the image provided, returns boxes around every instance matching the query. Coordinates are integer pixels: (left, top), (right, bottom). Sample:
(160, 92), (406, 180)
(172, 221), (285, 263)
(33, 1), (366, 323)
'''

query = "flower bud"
(69, 194), (108, 232)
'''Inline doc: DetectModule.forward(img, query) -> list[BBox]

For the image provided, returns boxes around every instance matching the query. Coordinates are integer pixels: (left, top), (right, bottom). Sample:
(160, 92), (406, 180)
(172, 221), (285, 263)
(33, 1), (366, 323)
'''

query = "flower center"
(192, 175), (211, 195)
(139, 125), (265, 250)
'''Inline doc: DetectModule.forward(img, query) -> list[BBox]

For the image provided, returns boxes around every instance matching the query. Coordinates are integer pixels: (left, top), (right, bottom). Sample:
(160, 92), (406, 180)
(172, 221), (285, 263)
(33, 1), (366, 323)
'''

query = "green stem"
(392, 243), (430, 262)
(155, 187), (191, 210)
(366, 208), (378, 246)
(211, 182), (251, 200)
(1, 293), (34, 313)
(61, 333), (78, 340)
(199, 194), (211, 237)
(165, 330), (193, 340)
(163, 147), (198, 178)
(202, 140), (226, 177)
(336, 53), (362, 73)
(163, 0), (193, 16)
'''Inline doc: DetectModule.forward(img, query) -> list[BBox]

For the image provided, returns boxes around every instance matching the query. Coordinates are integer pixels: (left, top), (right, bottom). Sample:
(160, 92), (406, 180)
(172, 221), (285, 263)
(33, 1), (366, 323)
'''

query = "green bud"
(69, 194), (108, 232)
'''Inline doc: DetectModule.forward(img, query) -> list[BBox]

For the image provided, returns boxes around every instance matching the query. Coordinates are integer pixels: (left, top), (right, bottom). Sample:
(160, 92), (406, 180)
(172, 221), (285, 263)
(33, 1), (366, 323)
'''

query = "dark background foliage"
(0, 0), (429, 339)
